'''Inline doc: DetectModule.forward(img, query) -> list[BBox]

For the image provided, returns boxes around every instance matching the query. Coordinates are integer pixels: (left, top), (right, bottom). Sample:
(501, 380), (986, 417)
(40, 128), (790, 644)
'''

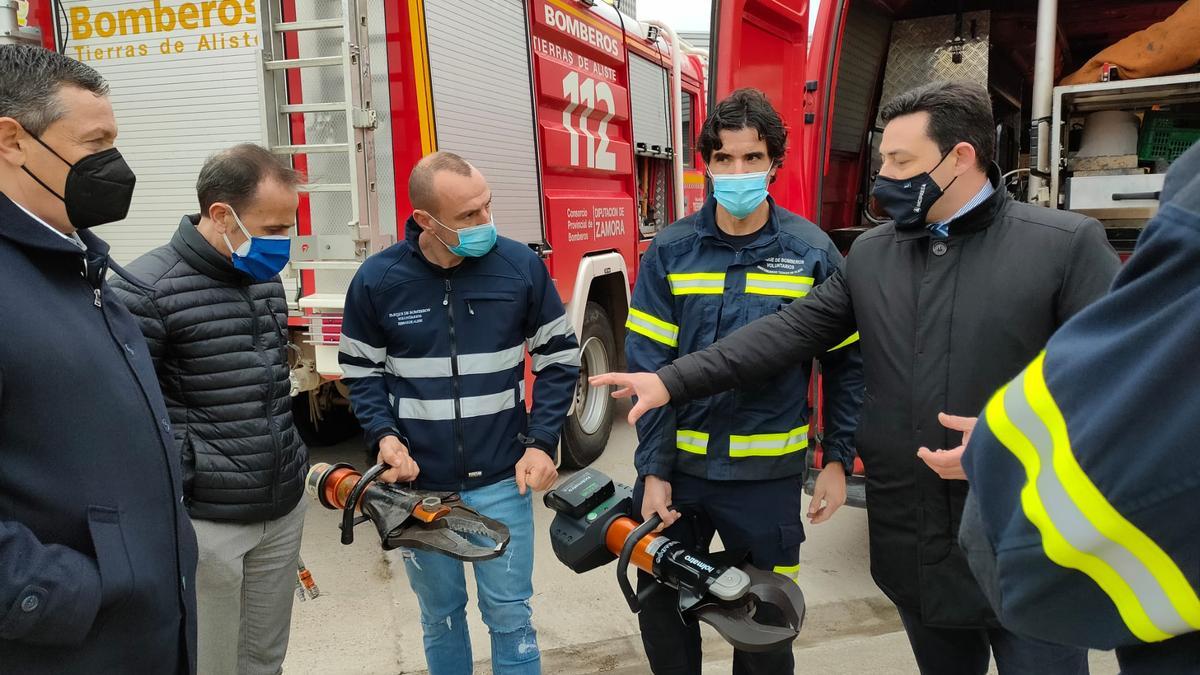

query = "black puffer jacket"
(111, 215), (306, 522)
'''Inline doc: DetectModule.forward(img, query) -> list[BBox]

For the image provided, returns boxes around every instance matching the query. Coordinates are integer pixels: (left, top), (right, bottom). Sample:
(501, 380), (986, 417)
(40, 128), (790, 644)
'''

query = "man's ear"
(412, 209), (436, 232)
(0, 118), (28, 167)
(953, 142), (978, 175)
(208, 202), (234, 231)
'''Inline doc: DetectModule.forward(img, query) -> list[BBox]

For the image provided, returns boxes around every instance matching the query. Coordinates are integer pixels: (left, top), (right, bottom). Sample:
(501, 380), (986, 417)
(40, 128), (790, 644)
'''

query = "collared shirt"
(12, 199), (87, 251)
(928, 181), (996, 239)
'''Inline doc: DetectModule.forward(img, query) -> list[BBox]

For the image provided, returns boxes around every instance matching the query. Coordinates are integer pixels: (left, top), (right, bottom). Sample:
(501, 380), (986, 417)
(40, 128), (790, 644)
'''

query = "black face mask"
(870, 150), (958, 230)
(22, 135), (136, 230)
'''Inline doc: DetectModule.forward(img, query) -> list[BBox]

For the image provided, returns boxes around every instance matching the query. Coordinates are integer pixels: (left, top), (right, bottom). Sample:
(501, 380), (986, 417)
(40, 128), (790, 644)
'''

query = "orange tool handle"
(604, 515), (660, 574)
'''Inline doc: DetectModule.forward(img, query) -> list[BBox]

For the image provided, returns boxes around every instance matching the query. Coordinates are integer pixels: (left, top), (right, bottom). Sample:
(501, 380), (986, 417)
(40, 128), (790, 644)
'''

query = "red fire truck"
(11, 0), (709, 468)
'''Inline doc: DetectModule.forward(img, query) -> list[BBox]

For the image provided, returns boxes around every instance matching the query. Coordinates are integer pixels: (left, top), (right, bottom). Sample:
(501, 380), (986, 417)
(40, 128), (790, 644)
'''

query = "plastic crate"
(1138, 113), (1200, 164)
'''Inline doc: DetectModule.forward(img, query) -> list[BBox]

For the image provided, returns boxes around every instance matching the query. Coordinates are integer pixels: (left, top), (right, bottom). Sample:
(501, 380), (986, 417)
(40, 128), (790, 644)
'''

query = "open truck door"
(709, 0), (812, 217)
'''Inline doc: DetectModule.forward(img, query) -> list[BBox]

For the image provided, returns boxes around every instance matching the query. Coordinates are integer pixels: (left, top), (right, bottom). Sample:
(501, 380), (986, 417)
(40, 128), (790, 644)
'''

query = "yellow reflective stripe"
(829, 332), (860, 352)
(676, 429), (709, 455)
(773, 564), (800, 582)
(729, 425), (809, 457)
(744, 272), (815, 299)
(987, 352), (1200, 642)
(626, 308), (679, 348)
(668, 272), (726, 295)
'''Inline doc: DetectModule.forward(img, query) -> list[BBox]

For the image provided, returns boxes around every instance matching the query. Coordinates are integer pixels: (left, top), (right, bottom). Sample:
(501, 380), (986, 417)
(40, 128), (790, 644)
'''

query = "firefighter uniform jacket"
(338, 218), (580, 492)
(627, 196), (863, 482)
(962, 143), (1200, 673)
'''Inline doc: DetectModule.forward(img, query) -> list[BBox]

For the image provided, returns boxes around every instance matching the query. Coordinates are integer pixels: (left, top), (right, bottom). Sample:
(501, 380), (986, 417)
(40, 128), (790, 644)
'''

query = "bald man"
(338, 151), (580, 674)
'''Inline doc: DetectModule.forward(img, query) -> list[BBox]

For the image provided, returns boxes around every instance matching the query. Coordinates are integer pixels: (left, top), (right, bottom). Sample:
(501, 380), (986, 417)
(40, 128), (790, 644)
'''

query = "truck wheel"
(292, 389), (360, 447)
(561, 302), (616, 469)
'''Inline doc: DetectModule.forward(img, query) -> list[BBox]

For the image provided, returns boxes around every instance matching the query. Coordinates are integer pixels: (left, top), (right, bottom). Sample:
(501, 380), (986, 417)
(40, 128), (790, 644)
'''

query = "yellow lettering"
(95, 12), (117, 38)
(69, 7), (92, 40)
(154, 0), (176, 32)
(201, 1), (219, 28)
(118, 8), (153, 35)
(218, 0), (241, 27)
(245, 0), (256, 25)
(178, 4), (198, 29)
(139, 43), (149, 56)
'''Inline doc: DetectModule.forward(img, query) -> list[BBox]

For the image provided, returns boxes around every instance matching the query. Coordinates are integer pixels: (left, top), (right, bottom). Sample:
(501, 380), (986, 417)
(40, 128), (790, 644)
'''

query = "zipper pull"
(467, 300), (475, 316)
(443, 279), (451, 307)
(93, 288), (102, 308)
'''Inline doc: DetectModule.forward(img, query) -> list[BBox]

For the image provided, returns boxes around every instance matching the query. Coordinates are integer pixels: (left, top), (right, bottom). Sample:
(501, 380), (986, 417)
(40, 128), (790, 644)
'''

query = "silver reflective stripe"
(339, 334), (387, 364)
(339, 363), (383, 379)
(744, 273), (814, 298)
(459, 344), (525, 376)
(395, 390), (520, 421)
(531, 347), (581, 372)
(1003, 371), (1194, 637)
(395, 397), (456, 421)
(461, 390), (518, 418)
(728, 425), (809, 457)
(530, 313), (574, 351)
(386, 356), (452, 379)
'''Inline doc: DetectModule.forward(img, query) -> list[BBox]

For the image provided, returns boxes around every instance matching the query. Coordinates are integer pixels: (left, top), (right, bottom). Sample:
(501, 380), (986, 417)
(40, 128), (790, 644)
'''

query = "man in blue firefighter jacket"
(622, 88), (864, 674)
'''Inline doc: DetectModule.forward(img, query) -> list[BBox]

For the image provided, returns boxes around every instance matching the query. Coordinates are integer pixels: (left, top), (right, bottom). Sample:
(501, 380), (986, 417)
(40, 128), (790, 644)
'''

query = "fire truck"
(708, 0), (1197, 504)
(9, 0), (709, 468)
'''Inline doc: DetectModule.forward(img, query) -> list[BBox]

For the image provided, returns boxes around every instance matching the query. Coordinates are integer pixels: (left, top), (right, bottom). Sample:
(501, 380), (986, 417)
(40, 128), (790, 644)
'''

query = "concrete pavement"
(282, 412), (1119, 674)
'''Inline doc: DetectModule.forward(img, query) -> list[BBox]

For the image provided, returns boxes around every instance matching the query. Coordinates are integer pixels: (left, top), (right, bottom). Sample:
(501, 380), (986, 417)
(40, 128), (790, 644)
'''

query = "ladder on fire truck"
(257, 0), (387, 310)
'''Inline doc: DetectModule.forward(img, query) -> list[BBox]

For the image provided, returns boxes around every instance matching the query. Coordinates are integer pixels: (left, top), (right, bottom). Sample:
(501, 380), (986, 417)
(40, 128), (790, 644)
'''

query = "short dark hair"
(697, 88), (788, 168)
(196, 144), (304, 214)
(0, 44), (109, 136)
(879, 81), (995, 169)
(408, 151), (474, 213)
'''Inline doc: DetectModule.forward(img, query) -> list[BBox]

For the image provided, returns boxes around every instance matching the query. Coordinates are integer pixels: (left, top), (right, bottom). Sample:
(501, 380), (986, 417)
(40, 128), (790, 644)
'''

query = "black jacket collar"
(894, 163), (1006, 242)
(172, 214), (249, 285)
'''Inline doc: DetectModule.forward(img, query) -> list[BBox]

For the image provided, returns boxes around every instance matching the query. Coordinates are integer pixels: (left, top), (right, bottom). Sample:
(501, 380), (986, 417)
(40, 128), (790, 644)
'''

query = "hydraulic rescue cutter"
(306, 462), (510, 561)
(546, 469), (807, 652)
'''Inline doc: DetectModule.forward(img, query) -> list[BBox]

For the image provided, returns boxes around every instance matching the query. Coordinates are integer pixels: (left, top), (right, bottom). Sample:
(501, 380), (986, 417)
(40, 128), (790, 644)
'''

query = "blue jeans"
(400, 477), (539, 675)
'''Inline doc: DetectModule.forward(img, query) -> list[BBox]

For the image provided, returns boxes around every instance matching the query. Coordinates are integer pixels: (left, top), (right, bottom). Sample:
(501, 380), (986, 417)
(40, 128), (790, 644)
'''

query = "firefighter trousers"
(632, 472), (805, 675)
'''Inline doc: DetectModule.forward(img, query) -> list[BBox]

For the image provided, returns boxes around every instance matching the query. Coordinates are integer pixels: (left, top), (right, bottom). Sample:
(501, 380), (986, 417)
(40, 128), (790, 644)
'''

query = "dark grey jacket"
(111, 215), (306, 523)
(658, 168), (1120, 627)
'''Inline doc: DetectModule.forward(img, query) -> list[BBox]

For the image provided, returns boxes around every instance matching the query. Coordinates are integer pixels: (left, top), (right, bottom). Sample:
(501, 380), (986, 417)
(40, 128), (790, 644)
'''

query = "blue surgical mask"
(710, 170), (771, 218)
(428, 213), (497, 258)
(221, 207), (291, 281)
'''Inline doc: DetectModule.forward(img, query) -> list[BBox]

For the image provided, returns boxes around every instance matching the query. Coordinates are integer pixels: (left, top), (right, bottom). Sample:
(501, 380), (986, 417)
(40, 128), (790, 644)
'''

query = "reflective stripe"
(530, 313), (574, 351)
(668, 272), (726, 295)
(339, 334), (387, 364)
(829, 332), (860, 352)
(338, 363), (383, 379)
(676, 429), (709, 455)
(773, 564), (800, 582)
(626, 308), (680, 348)
(987, 352), (1200, 642)
(531, 347), (581, 372)
(395, 389), (518, 421)
(729, 425), (809, 458)
(744, 272), (814, 299)
(459, 344), (525, 376)
(386, 356), (452, 379)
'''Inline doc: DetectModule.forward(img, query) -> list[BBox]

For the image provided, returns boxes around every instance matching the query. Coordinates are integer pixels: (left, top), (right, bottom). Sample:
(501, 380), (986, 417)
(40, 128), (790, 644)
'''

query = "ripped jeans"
(400, 476), (540, 675)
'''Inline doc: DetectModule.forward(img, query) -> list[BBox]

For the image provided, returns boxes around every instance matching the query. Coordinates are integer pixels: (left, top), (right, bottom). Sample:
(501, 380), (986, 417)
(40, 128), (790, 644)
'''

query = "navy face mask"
(870, 150), (958, 229)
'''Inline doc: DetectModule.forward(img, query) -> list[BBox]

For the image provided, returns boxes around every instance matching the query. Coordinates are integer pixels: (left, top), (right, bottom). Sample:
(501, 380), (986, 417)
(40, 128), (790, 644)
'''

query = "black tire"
(561, 302), (616, 469)
(292, 390), (360, 447)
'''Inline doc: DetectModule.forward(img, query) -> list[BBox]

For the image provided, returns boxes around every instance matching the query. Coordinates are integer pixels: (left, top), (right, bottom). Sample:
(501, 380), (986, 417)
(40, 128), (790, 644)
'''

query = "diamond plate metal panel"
(877, 11), (991, 123)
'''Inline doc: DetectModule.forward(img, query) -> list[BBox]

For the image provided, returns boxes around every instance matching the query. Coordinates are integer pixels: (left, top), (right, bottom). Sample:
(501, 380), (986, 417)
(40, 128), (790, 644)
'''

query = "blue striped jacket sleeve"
(338, 271), (402, 452)
(522, 258), (580, 454)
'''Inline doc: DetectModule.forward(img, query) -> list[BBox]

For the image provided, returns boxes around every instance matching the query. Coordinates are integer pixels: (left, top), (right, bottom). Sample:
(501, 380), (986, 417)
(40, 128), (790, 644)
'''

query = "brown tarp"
(1061, 0), (1200, 85)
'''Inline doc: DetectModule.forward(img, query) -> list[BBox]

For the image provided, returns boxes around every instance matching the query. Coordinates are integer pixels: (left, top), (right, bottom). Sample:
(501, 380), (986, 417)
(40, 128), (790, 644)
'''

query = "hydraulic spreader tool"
(545, 469), (807, 652)
(305, 462), (510, 561)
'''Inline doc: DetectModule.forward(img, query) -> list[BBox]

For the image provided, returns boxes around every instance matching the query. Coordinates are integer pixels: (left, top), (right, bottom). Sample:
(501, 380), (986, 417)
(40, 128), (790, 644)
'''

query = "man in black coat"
(593, 81), (1119, 674)
(111, 144), (308, 675)
(0, 45), (197, 673)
